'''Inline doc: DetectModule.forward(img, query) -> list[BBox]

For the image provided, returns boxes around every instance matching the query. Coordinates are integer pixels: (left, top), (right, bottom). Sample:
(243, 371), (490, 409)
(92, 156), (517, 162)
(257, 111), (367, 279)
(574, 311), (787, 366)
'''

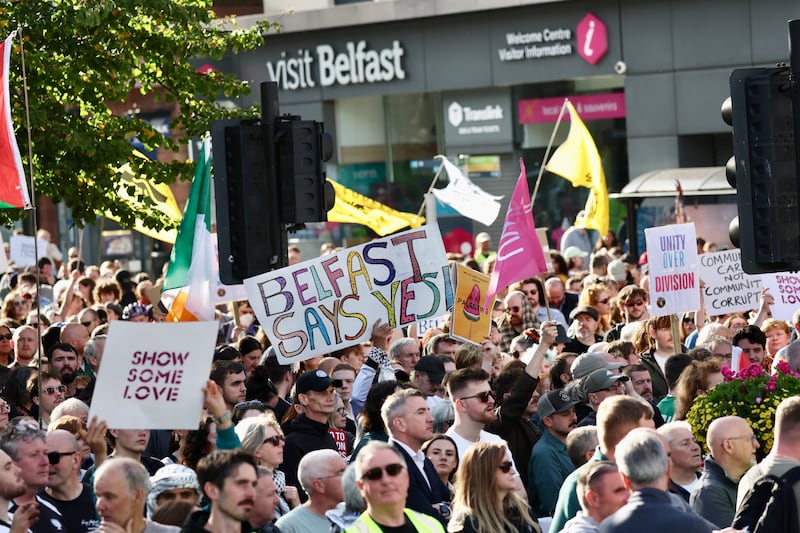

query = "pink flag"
(0, 32), (29, 210)
(484, 158), (547, 308)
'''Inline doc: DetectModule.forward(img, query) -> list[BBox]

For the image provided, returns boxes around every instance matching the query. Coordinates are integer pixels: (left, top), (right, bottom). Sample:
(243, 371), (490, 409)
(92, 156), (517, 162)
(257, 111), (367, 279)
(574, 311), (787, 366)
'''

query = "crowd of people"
(0, 228), (794, 533)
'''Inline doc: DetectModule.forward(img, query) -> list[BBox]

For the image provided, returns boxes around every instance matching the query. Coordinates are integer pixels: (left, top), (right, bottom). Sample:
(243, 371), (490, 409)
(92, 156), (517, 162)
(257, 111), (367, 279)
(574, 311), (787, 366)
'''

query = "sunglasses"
(43, 385), (67, 395)
(625, 300), (645, 307)
(12, 301), (25, 307)
(263, 435), (285, 447)
(361, 463), (405, 482)
(597, 298), (610, 304)
(81, 321), (93, 328)
(8, 419), (40, 436)
(459, 390), (495, 403)
(498, 461), (514, 474)
(0, 334), (12, 340)
(47, 451), (76, 465)
(505, 306), (521, 313)
(234, 400), (268, 411)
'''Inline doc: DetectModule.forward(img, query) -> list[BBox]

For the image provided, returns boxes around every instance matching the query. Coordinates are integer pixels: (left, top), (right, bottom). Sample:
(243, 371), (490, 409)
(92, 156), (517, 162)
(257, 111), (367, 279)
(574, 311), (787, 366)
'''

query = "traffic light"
(723, 66), (800, 274)
(275, 116), (336, 225)
(212, 120), (287, 285)
(212, 82), (336, 285)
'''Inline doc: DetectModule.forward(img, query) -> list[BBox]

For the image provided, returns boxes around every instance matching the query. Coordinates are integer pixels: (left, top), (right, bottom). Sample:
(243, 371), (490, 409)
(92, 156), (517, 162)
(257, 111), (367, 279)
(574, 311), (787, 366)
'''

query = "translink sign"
(266, 40), (406, 90)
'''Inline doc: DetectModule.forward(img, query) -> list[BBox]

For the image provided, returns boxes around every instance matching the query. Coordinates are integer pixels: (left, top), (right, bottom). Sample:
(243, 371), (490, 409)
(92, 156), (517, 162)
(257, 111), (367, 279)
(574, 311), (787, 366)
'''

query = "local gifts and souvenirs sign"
(245, 225), (451, 363)
(89, 321), (217, 429)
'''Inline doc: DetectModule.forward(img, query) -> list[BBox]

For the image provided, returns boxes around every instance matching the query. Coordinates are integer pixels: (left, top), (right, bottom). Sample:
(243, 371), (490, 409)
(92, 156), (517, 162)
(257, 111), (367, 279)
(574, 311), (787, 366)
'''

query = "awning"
(610, 166), (734, 199)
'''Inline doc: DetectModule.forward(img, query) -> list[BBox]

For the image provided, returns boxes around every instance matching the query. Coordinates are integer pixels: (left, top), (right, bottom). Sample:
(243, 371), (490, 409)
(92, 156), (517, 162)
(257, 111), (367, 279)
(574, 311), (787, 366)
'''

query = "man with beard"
(446, 368), (517, 475)
(0, 448), (38, 533)
(47, 344), (79, 398)
(31, 371), (65, 430)
(184, 450), (258, 533)
(605, 286), (650, 342)
(59, 324), (89, 374)
(0, 418), (64, 532)
(10, 326), (38, 368)
(528, 390), (579, 516)
(95, 457), (178, 532)
(565, 307), (603, 355)
(496, 290), (539, 352)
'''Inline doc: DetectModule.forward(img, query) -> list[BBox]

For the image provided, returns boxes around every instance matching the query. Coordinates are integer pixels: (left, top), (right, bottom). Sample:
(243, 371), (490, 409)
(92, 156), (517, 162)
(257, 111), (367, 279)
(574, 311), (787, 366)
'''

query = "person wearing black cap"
(280, 369), (338, 502)
(412, 356), (446, 410)
(528, 389), (579, 517)
(564, 306), (603, 354)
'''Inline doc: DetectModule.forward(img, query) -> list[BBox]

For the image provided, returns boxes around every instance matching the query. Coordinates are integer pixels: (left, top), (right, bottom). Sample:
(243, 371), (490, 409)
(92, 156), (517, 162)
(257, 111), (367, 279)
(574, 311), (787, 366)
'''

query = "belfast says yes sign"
(245, 225), (450, 363)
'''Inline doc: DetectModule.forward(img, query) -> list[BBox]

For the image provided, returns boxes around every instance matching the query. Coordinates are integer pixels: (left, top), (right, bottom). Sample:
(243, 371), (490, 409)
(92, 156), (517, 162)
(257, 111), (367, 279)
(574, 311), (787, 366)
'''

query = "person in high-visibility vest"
(345, 441), (444, 533)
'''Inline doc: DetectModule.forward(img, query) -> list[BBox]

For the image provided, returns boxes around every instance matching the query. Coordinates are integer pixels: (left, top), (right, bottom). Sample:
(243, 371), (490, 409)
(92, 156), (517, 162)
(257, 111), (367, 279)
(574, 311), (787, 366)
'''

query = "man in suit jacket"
(546, 277), (579, 324)
(382, 388), (450, 526)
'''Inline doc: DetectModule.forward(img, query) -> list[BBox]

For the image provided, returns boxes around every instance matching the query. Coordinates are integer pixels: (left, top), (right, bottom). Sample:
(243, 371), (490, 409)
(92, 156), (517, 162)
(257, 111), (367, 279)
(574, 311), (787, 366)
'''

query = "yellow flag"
(104, 151), (183, 244)
(545, 101), (609, 235)
(328, 180), (425, 236)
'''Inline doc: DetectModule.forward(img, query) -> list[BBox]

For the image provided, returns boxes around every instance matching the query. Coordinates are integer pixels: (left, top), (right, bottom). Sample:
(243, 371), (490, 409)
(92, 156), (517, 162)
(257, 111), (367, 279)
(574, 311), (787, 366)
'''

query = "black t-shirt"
(38, 484), (99, 532)
(10, 494), (64, 533)
(372, 518), (418, 533)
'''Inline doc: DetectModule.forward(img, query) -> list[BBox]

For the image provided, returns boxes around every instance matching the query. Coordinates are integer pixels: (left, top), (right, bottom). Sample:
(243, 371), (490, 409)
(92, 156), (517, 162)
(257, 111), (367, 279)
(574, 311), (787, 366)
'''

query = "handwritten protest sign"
(245, 224), (450, 364)
(761, 272), (800, 322)
(698, 249), (762, 316)
(645, 223), (700, 317)
(89, 321), (218, 429)
(9, 236), (47, 267)
(416, 315), (447, 339)
(450, 263), (492, 345)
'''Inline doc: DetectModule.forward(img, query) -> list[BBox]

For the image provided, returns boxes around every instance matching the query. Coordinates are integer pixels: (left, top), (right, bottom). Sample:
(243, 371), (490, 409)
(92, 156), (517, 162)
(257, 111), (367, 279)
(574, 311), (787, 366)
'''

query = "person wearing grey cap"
(565, 306), (603, 355)
(577, 369), (629, 427)
(528, 390), (579, 517)
(568, 352), (623, 424)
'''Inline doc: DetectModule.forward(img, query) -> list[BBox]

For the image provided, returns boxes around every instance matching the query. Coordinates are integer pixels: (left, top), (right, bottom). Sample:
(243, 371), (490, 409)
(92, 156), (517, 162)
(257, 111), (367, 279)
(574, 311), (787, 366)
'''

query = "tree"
(0, 0), (274, 230)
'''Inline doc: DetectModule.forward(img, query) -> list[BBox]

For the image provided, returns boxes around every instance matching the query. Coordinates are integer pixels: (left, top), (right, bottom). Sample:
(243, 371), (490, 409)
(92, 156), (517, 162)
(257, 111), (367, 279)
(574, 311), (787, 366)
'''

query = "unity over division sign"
(89, 321), (218, 429)
(645, 223), (700, 317)
(245, 224), (451, 364)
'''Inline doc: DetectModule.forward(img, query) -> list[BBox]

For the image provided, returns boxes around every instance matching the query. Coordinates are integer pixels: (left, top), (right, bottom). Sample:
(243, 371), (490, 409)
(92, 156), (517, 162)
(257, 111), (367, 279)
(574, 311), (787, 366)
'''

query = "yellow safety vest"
(344, 509), (445, 533)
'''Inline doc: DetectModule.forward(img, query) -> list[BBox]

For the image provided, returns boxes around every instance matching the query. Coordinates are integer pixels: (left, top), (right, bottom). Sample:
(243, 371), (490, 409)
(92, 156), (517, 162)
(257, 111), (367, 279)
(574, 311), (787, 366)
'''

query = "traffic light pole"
(260, 81), (288, 274)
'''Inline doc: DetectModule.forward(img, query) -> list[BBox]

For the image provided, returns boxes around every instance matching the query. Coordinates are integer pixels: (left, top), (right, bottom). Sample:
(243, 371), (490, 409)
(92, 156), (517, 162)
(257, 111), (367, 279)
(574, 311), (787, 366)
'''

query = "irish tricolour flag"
(163, 137), (214, 321)
(0, 32), (30, 210)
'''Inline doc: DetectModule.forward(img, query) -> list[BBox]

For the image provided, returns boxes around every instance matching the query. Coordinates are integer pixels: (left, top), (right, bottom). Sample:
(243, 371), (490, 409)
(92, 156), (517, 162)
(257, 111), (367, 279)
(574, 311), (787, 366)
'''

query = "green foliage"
(0, 1), (275, 229)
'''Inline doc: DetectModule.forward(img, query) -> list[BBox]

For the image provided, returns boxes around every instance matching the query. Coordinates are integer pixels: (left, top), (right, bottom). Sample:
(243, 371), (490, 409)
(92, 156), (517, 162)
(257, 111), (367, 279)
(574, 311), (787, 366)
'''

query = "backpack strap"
(779, 465), (800, 486)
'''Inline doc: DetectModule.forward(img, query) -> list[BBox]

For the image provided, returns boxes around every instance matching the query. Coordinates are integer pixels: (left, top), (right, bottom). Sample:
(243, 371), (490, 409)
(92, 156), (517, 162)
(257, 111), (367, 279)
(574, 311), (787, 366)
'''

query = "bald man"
(690, 416), (759, 528)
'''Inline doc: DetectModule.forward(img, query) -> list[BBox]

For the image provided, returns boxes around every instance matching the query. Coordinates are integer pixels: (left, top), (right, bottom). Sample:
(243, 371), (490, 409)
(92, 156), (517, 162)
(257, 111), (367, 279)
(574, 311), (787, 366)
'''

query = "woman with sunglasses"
(578, 282), (613, 335)
(234, 411), (300, 519)
(0, 320), (13, 367)
(448, 441), (540, 533)
(1, 290), (31, 325)
(328, 391), (354, 459)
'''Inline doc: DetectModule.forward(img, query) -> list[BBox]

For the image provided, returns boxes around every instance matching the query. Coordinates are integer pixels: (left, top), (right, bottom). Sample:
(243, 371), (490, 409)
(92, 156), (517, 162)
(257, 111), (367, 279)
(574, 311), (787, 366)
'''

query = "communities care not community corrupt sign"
(245, 224), (451, 363)
(698, 249), (763, 316)
(645, 223), (700, 317)
(89, 321), (218, 429)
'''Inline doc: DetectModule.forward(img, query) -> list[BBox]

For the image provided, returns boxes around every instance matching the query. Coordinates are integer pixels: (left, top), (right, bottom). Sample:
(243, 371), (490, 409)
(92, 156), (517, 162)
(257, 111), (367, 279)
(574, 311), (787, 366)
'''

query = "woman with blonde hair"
(578, 282), (612, 335)
(448, 441), (540, 533)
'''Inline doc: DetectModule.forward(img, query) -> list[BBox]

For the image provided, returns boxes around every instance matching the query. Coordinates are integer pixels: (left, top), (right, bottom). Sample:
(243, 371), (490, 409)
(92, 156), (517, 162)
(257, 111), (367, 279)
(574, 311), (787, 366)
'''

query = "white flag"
(431, 156), (503, 226)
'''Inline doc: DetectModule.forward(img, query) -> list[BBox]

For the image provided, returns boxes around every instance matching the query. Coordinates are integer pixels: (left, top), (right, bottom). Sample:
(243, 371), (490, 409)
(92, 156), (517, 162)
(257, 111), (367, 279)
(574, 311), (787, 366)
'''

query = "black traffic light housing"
(724, 66), (800, 274)
(212, 82), (335, 285)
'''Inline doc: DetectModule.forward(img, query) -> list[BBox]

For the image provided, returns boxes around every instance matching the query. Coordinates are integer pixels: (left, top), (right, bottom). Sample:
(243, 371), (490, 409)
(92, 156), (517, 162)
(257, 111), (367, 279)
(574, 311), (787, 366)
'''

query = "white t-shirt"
(445, 428), (518, 475)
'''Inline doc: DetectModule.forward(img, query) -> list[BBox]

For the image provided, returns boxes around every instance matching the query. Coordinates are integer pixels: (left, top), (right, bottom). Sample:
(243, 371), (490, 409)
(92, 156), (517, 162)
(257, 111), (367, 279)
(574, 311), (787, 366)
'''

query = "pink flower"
(756, 397), (763, 404)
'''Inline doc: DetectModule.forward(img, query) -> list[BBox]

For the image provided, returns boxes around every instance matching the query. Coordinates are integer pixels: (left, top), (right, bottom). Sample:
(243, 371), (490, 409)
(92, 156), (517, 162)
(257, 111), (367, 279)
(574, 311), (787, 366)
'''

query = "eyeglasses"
(598, 382), (624, 393)
(318, 469), (346, 480)
(459, 390), (495, 403)
(683, 318), (694, 324)
(12, 301), (25, 307)
(0, 334), (12, 340)
(597, 298), (610, 305)
(263, 435), (285, 447)
(505, 306), (521, 313)
(361, 463), (405, 481)
(47, 451), (76, 465)
(498, 461), (514, 473)
(234, 400), (268, 411)
(624, 300), (645, 308)
(524, 290), (538, 295)
(43, 385), (67, 395)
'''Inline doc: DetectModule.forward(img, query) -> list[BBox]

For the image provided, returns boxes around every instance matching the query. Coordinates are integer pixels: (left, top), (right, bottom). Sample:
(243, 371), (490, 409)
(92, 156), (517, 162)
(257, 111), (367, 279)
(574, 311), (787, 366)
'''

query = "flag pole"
(530, 99), (569, 207)
(416, 155), (445, 218)
(17, 26), (44, 424)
